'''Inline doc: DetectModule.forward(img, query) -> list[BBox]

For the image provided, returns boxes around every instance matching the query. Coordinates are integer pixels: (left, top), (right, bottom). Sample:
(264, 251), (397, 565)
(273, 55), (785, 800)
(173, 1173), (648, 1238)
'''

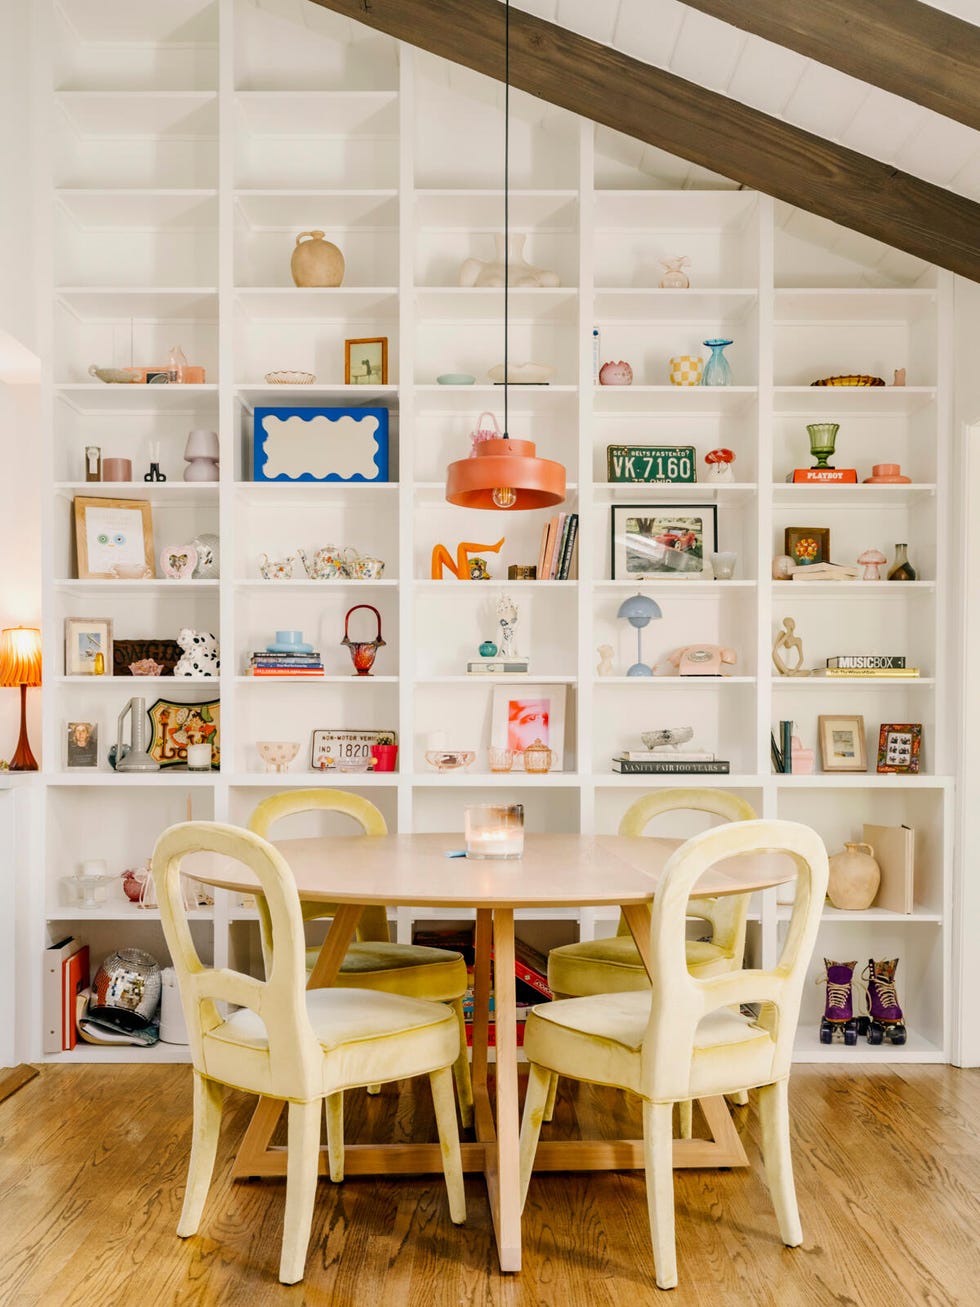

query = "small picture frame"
(784, 526), (831, 569)
(610, 504), (717, 579)
(490, 684), (567, 771)
(64, 617), (113, 677)
(877, 723), (922, 774)
(345, 337), (388, 385)
(817, 714), (867, 772)
(66, 721), (99, 768)
(73, 495), (154, 579)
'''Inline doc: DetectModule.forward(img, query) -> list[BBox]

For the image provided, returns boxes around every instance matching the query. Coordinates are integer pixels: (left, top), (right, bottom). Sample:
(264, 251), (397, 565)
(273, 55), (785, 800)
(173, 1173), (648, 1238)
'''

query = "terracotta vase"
(290, 230), (344, 287)
(827, 842), (880, 910)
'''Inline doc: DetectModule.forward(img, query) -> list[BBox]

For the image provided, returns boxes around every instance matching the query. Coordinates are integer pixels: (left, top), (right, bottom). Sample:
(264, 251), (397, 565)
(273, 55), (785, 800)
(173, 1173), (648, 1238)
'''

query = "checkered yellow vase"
(669, 355), (704, 386)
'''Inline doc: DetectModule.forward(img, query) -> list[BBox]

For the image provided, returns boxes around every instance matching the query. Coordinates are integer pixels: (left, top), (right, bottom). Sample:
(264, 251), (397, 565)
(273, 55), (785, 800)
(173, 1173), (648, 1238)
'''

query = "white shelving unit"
(29, 0), (954, 1064)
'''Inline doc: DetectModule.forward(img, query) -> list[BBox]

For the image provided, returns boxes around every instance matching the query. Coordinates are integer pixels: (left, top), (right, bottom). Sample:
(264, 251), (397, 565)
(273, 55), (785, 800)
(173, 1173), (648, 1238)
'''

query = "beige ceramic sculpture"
(290, 230), (344, 287)
(772, 617), (810, 676)
(459, 233), (559, 288)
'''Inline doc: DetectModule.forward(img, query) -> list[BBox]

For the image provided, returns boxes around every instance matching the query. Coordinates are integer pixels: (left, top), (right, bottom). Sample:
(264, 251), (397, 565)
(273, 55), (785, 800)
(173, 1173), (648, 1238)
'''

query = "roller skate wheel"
(867, 1023), (883, 1046)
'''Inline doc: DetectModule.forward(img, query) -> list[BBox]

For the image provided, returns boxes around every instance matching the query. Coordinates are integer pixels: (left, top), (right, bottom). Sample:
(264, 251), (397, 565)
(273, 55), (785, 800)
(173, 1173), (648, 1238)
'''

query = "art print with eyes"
(491, 684), (566, 771)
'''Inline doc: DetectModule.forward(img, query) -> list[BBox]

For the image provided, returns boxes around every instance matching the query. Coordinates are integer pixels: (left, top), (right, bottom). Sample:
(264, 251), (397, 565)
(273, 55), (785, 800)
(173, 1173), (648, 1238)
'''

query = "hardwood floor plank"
(0, 1065), (978, 1305)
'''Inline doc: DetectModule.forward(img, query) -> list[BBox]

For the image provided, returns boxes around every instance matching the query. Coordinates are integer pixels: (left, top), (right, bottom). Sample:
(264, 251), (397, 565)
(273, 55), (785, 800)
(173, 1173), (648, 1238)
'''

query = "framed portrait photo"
(490, 684), (566, 771)
(610, 504), (717, 579)
(73, 495), (154, 579)
(784, 526), (830, 569)
(817, 714), (867, 773)
(345, 336), (388, 385)
(66, 721), (99, 768)
(64, 617), (113, 677)
(877, 723), (922, 774)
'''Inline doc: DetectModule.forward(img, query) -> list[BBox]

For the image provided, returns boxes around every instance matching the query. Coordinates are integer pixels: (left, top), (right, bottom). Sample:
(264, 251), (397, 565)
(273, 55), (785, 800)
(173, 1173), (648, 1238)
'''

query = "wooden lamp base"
(8, 684), (38, 771)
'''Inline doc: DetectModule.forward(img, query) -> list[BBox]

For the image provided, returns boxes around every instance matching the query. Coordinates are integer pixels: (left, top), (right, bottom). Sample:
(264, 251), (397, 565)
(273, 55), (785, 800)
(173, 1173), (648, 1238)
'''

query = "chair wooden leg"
(325, 1091), (344, 1182)
(677, 1099), (693, 1139)
(429, 1066), (466, 1224)
(448, 998), (474, 1128)
(542, 1069), (559, 1122)
(177, 1071), (223, 1237)
(518, 1062), (552, 1210)
(279, 1099), (322, 1285)
(642, 1100), (678, 1290)
(757, 1078), (803, 1247)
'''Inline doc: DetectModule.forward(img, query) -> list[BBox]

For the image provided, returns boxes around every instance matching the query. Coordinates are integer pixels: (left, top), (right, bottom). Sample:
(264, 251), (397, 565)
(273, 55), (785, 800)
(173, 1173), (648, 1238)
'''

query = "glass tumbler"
(488, 747), (514, 773)
(464, 804), (525, 859)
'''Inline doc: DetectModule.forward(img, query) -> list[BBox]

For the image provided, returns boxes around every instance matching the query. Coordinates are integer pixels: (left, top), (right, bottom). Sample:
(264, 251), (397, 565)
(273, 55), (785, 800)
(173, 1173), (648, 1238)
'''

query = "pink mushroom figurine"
(857, 548), (887, 581)
(704, 447), (736, 481)
(598, 360), (633, 386)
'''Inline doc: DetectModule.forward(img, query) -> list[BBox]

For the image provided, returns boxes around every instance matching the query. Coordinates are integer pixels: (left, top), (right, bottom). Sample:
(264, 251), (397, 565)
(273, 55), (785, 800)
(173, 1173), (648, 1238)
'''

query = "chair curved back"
(248, 789), (390, 942)
(153, 820), (324, 1099)
(616, 789), (758, 960)
(642, 818), (828, 1102)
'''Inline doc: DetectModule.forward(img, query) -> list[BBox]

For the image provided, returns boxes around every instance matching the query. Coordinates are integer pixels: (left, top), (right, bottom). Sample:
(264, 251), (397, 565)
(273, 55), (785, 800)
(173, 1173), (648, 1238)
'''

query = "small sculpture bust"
(497, 593), (518, 658)
(596, 644), (614, 676)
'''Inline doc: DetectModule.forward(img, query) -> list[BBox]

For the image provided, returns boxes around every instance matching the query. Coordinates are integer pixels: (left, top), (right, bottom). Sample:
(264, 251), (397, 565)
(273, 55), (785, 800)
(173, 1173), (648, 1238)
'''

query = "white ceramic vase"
(458, 233), (559, 288)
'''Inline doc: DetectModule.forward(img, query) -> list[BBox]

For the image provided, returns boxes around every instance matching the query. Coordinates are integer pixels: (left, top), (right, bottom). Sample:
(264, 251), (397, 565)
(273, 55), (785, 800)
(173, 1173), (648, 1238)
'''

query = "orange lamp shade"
(0, 626), (42, 687)
(445, 438), (566, 511)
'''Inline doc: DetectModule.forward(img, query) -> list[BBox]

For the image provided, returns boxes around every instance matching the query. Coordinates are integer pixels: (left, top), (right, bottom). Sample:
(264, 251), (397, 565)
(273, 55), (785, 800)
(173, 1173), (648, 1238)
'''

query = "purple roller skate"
(818, 959), (860, 1045)
(860, 958), (907, 1045)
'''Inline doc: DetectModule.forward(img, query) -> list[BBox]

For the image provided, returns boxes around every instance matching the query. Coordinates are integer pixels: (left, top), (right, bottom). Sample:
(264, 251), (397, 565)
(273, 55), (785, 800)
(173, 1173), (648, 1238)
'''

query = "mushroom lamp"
(857, 548), (887, 581)
(617, 593), (663, 677)
(704, 448), (736, 481)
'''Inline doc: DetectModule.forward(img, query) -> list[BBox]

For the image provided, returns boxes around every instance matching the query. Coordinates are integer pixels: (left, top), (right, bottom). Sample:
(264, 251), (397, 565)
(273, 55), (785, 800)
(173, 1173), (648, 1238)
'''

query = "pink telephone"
(669, 644), (737, 677)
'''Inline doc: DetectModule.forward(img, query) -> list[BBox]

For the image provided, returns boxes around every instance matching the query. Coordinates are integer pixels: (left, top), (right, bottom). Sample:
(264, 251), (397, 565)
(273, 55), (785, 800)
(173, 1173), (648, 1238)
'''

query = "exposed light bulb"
(491, 485), (517, 509)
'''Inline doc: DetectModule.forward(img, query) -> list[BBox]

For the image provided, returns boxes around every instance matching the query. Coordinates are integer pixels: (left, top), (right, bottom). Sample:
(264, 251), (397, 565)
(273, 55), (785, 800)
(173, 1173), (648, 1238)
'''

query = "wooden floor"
(0, 1063), (978, 1306)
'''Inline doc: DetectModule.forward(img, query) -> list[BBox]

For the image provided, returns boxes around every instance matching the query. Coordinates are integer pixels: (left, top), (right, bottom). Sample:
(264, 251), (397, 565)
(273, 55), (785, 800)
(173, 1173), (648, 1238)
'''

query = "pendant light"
(445, 0), (566, 511)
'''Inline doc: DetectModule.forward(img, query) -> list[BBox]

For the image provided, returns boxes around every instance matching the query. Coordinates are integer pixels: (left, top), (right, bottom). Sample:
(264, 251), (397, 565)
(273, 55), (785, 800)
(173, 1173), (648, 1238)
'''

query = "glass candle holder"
(186, 742), (212, 771)
(464, 804), (524, 859)
(488, 746), (514, 773)
(710, 551), (737, 580)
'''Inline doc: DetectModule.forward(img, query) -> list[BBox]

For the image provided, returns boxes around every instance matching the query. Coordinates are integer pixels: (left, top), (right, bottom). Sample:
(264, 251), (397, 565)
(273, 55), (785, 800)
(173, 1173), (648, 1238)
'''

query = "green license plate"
(606, 445), (697, 484)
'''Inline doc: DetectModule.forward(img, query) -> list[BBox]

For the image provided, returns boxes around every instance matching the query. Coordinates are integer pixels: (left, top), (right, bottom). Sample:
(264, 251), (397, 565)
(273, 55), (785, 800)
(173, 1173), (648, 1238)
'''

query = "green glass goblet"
(806, 422), (840, 469)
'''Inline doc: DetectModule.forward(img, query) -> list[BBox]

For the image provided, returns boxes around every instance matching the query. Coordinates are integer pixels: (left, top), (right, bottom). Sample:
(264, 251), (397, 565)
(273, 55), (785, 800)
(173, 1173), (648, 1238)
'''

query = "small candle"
(186, 742), (212, 771)
(464, 804), (525, 860)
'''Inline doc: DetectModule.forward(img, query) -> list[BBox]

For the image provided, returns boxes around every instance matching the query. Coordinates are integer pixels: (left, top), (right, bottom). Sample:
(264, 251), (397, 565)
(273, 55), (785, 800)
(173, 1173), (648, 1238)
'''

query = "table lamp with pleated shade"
(0, 626), (42, 771)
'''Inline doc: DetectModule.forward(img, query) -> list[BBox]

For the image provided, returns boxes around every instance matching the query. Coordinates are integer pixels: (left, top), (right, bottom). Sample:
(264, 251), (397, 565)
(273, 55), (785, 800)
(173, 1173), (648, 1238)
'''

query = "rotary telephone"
(669, 644), (737, 677)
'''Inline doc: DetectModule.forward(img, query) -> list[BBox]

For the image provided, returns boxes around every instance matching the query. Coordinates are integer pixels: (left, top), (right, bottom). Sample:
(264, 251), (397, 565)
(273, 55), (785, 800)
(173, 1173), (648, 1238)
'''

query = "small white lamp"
(183, 429), (219, 482)
(617, 594), (663, 677)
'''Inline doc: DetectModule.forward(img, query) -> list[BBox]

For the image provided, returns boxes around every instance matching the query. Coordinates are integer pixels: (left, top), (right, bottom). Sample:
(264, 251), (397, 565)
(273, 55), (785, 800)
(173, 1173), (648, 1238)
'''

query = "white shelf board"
(56, 287), (218, 319)
(773, 386), (936, 415)
(413, 188), (579, 229)
(236, 383), (398, 408)
(229, 772), (398, 787)
(411, 771), (580, 786)
(234, 675), (398, 684)
(412, 579), (574, 592)
(55, 189), (219, 228)
(233, 287), (398, 320)
(415, 675), (577, 685)
(52, 578), (220, 594)
(595, 580), (757, 594)
(414, 384), (578, 412)
(413, 286), (578, 322)
(777, 580), (935, 595)
(772, 774), (953, 789)
(55, 1), (219, 45)
(778, 906), (942, 924)
(46, 1044), (195, 1064)
(234, 480), (397, 506)
(233, 578), (398, 591)
(56, 676), (220, 689)
(592, 386), (758, 415)
(55, 384), (218, 414)
(54, 481), (218, 503)
(593, 288), (758, 323)
(592, 773), (760, 788)
(593, 482), (757, 503)
(55, 91), (218, 136)
(791, 1028), (944, 1064)
(233, 90), (398, 136)
(772, 483), (936, 509)
(774, 287), (938, 322)
(773, 677), (935, 688)
(594, 676), (756, 686)
(46, 770), (220, 786)
(46, 905), (212, 922)
(235, 189), (399, 229)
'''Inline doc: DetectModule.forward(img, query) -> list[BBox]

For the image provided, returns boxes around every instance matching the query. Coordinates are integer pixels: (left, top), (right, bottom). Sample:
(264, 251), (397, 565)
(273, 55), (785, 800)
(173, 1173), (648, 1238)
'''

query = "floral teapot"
(297, 545), (357, 580)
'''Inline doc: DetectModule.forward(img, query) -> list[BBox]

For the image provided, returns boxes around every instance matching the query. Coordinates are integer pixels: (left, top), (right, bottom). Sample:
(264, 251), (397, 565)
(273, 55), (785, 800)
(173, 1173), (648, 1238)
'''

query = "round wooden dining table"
(192, 830), (793, 1273)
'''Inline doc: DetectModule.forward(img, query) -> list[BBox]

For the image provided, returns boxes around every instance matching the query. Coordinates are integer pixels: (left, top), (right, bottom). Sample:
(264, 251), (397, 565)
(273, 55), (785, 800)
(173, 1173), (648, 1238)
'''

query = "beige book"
(863, 823), (915, 913)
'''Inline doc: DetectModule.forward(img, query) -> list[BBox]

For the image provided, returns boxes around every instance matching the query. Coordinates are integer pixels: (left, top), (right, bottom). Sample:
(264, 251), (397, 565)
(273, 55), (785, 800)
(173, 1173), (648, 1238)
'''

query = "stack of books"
(791, 562), (861, 581)
(815, 655), (919, 678)
(612, 749), (729, 775)
(248, 649), (324, 676)
(535, 512), (579, 580)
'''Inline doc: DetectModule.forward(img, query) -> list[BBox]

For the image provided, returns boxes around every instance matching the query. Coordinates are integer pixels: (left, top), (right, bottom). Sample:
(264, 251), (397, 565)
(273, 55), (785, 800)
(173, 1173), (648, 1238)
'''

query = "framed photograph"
(784, 526), (831, 569)
(311, 728), (393, 771)
(253, 406), (389, 483)
(147, 699), (220, 768)
(877, 723), (922, 774)
(491, 684), (567, 771)
(610, 504), (717, 579)
(73, 495), (154, 579)
(817, 714), (867, 772)
(64, 617), (113, 676)
(66, 721), (99, 768)
(345, 337), (388, 385)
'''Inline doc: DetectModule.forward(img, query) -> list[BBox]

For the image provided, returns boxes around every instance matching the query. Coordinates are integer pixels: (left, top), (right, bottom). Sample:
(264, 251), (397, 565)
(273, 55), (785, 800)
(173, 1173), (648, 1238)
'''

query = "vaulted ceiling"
(305, 0), (980, 283)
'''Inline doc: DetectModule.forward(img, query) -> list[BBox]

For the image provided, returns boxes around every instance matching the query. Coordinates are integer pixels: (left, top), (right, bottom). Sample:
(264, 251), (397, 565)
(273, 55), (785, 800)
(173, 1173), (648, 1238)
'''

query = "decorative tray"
(810, 374), (885, 387)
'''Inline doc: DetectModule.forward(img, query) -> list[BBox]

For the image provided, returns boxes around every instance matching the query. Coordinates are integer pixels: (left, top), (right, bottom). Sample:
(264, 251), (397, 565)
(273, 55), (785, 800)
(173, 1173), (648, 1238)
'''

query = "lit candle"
(186, 742), (212, 771)
(464, 804), (525, 860)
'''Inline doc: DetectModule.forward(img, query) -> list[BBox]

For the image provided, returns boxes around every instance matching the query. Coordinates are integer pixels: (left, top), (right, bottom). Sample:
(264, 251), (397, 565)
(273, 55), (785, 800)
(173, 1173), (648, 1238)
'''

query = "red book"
(791, 468), (858, 483)
(63, 945), (90, 1051)
(465, 1022), (526, 1047)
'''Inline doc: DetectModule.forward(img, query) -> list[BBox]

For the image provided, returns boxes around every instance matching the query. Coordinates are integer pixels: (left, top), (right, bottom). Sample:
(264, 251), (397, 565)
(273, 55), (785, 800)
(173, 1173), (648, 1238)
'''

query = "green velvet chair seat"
(547, 935), (730, 998)
(306, 942), (469, 1002)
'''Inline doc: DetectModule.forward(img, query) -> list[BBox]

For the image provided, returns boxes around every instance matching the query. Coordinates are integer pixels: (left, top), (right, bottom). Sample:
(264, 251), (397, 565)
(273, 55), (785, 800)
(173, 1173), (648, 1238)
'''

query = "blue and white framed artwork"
(253, 407), (389, 483)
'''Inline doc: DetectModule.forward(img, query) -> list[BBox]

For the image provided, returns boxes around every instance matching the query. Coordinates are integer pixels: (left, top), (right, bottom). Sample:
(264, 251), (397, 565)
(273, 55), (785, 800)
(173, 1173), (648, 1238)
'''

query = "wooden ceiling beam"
(309, 0), (980, 282)
(681, 0), (980, 133)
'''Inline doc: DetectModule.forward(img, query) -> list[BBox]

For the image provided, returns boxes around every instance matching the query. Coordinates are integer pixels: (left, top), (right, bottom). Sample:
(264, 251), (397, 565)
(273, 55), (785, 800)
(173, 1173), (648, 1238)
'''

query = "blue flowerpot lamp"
(617, 593), (663, 677)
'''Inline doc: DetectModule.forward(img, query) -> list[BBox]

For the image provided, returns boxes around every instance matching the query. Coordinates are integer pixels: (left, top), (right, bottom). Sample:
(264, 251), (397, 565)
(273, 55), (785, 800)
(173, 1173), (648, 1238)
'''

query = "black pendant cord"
(503, 0), (510, 442)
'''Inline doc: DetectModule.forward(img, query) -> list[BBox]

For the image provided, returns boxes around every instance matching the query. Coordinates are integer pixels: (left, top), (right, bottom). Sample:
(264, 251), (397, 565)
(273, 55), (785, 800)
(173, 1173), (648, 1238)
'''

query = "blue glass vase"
(701, 338), (733, 386)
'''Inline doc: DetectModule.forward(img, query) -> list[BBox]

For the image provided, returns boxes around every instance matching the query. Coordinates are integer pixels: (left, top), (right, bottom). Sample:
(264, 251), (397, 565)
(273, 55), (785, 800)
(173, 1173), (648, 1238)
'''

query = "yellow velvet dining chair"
(248, 790), (474, 1128)
(152, 820), (465, 1286)
(518, 818), (828, 1290)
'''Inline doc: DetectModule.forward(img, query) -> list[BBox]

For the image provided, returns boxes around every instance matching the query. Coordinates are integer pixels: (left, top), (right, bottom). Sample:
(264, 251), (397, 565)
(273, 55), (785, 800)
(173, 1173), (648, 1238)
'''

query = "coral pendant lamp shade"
(446, 437), (565, 510)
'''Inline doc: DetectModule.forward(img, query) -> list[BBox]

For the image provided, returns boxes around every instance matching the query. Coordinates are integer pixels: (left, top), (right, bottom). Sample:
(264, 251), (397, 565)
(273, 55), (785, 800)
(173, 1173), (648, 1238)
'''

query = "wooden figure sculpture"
(431, 537), (505, 580)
